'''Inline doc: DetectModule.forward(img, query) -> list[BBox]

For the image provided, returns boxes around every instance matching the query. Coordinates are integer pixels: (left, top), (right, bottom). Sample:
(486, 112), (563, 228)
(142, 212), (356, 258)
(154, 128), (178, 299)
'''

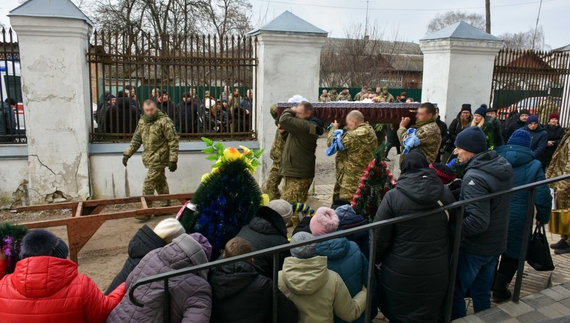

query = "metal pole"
(513, 188), (536, 302)
(445, 206), (464, 323)
(272, 252), (279, 323)
(365, 229), (378, 322)
(164, 278), (171, 323)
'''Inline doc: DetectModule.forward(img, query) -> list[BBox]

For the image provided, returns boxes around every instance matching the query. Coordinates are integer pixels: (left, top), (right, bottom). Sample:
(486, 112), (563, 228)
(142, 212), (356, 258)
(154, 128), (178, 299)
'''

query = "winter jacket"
(436, 117), (449, 150)
(233, 100), (251, 133)
(495, 144), (552, 259)
(460, 150), (514, 256)
(541, 124), (565, 168)
(158, 100), (179, 123)
(373, 168), (454, 323)
(448, 113), (472, 150)
(0, 256), (125, 323)
(386, 124), (400, 146)
(236, 212), (291, 278)
(278, 256), (367, 323)
(123, 110), (179, 169)
(316, 238), (369, 323)
(104, 98), (140, 134)
(106, 234), (212, 323)
(105, 225), (167, 294)
(468, 118), (504, 150)
(203, 108), (230, 133)
(504, 118), (526, 141)
(178, 101), (200, 133)
(280, 109), (324, 179)
(526, 124), (548, 165)
(335, 205), (370, 258)
(209, 261), (298, 323)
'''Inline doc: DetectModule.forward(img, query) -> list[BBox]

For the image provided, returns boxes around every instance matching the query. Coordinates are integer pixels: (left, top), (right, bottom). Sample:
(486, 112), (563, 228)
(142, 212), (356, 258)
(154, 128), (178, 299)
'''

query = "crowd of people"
(95, 85), (253, 135)
(0, 92), (568, 323)
(319, 86), (413, 103)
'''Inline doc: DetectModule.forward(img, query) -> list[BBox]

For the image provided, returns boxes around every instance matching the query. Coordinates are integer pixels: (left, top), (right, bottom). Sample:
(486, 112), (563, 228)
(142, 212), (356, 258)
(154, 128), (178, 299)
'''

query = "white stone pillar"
(248, 12), (328, 184)
(10, 3), (93, 203)
(420, 22), (503, 124)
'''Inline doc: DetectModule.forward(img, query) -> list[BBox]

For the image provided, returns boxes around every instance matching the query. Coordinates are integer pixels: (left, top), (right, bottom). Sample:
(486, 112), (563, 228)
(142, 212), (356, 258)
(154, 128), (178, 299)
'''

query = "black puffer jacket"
(105, 225), (166, 295)
(460, 150), (514, 256)
(209, 261), (298, 323)
(373, 168), (454, 323)
(235, 207), (290, 277)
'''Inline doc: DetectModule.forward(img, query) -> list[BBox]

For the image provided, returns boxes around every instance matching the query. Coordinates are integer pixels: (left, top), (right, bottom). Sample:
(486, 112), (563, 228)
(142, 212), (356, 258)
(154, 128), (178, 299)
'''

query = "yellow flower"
(239, 145), (250, 156)
(224, 147), (241, 161)
(261, 194), (270, 206)
(201, 173), (210, 182)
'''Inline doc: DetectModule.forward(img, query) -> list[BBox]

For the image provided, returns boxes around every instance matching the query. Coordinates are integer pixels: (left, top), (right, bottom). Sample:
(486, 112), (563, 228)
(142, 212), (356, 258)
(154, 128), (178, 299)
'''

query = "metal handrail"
(129, 173), (570, 323)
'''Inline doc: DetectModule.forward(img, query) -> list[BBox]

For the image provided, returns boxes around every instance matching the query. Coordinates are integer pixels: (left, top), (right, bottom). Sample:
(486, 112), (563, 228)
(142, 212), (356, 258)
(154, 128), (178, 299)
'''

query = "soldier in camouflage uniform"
(319, 90), (331, 103)
(354, 87), (368, 101)
(263, 104), (285, 200)
(377, 87), (395, 103)
(328, 111), (378, 201)
(123, 100), (179, 219)
(329, 88), (339, 102)
(397, 102), (441, 164)
(546, 131), (570, 252)
(337, 88), (352, 101)
(227, 88), (242, 112)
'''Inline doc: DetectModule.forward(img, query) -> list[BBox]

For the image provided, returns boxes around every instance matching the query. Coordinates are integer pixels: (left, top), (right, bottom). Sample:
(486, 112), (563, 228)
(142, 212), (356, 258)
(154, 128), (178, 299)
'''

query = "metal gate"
(490, 48), (570, 127)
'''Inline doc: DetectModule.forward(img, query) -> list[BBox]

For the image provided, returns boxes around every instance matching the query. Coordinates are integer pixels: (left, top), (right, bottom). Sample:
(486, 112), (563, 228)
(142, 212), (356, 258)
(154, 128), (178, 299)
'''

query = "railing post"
(445, 206), (464, 323)
(513, 188), (536, 302)
(365, 229), (378, 322)
(272, 252), (279, 323)
(164, 278), (171, 323)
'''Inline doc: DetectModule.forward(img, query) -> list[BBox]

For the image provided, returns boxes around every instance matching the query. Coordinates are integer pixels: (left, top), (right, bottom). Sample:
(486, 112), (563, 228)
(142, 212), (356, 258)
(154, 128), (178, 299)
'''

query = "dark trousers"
(496, 255), (519, 286)
(385, 142), (401, 157)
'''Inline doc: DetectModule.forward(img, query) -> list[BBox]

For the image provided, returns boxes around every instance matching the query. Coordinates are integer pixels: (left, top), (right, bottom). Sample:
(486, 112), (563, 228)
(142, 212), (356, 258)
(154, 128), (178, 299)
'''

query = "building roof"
(421, 21), (501, 42)
(248, 11), (327, 36)
(553, 44), (570, 52)
(9, 0), (94, 26)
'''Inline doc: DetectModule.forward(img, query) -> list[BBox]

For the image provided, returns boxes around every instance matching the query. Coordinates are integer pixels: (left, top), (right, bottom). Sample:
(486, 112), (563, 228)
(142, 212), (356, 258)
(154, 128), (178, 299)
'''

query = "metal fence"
(0, 28), (26, 143)
(128, 174), (570, 323)
(87, 31), (257, 142)
(490, 49), (570, 127)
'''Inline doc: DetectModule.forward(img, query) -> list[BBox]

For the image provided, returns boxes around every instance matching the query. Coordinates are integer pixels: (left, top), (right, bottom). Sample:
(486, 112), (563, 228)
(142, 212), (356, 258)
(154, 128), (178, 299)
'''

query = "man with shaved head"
(328, 110), (378, 201)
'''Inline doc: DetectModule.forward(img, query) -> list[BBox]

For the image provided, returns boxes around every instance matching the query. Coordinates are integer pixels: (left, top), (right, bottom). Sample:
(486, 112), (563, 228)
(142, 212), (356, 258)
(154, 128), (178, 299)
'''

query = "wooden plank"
(87, 205), (106, 215)
(141, 197), (148, 209)
(74, 202), (83, 217)
(16, 201), (78, 212)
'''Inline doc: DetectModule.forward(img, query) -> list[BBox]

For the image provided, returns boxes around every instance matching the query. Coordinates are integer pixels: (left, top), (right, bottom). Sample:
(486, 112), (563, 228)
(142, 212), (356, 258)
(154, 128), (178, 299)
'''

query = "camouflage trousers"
(333, 172), (360, 202)
(282, 177), (313, 228)
(263, 161), (283, 200)
(143, 168), (170, 196)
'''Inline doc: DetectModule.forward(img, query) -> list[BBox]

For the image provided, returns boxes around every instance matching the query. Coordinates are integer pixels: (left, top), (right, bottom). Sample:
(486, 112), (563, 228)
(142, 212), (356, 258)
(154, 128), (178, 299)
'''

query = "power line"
(250, 0), (560, 12)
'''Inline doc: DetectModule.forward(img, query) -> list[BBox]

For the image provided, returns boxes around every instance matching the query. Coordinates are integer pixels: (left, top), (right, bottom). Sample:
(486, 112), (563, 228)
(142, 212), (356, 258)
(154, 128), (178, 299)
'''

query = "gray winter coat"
(106, 234), (212, 323)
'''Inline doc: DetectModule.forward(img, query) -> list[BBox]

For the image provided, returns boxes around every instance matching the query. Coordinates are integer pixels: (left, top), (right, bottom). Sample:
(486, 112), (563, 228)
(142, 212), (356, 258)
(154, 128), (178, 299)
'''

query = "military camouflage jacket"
(329, 93), (339, 102)
(377, 93), (395, 103)
(270, 127), (286, 162)
(124, 110), (179, 169)
(337, 93), (352, 101)
(397, 120), (441, 164)
(546, 131), (570, 209)
(227, 94), (242, 110)
(328, 122), (377, 180)
(354, 92), (367, 101)
(319, 95), (331, 103)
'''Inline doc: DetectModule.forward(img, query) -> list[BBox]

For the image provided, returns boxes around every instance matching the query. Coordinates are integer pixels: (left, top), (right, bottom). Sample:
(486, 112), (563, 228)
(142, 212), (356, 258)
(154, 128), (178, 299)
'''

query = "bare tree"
(499, 26), (548, 51)
(485, 0), (491, 33)
(426, 11), (485, 34)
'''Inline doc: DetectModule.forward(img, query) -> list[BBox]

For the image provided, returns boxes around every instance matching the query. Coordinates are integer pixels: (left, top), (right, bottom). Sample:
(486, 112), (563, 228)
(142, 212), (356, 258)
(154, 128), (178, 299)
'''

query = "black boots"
(492, 273), (513, 303)
(550, 238), (570, 250)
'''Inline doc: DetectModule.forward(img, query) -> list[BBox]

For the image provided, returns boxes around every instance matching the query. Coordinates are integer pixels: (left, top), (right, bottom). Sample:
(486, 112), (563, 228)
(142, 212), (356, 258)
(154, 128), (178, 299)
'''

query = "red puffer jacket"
(0, 256), (126, 323)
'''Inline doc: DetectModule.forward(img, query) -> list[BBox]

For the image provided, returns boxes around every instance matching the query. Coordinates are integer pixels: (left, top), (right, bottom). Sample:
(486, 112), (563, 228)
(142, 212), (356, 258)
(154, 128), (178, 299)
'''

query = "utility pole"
(485, 0), (491, 33)
(365, 0), (370, 38)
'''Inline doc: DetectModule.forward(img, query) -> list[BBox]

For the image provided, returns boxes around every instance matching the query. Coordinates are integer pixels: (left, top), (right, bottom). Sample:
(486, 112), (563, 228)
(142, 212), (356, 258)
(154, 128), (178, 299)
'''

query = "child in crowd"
(279, 232), (367, 323)
(106, 233), (212, 323)
(236, 200), (292, 277)
(0, 230), (126, 323)
(209, 237), (298, 323)
(106, 218), (185, 294)
(334, 202), (370, 258)
(312, 207), (373, 323)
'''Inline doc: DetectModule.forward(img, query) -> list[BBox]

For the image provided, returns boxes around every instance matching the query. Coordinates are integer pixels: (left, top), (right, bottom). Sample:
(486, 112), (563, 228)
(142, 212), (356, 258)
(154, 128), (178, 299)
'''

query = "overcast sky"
(1, 0), (568, 49)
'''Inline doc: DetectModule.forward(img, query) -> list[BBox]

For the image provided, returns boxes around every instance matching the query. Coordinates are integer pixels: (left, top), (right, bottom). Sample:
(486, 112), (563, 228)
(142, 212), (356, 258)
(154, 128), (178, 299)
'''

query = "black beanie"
(20, 230), (69, 260)
(401, 149), (429, 174)
(461, 104), (472, 113)
(331, 199), (351, 210)
(454, 126), (487, 154)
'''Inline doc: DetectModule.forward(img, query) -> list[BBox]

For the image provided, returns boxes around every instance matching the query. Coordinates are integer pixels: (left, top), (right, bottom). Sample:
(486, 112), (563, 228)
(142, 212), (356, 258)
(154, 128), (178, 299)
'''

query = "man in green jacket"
(123, 100), (179, 217)
(279, 102), (323, 206)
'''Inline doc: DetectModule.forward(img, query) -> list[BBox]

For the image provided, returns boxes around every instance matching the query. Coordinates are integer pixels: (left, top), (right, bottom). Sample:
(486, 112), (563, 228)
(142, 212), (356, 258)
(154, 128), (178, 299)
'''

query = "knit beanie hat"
(549, 113), (560, 120)
(189, 233), (212, 261)
(454, 126), (487, 154)
(290, 232), (316, 259)
(331, 199), (351, 210)
(401, 149), (429, 174)
(461, 104), (472, 113)
(429, 163), (457, 184)
(520, 109), (531, 116)
(507, 129), (532, 148)
(154, 219), (185, 243)
(20, 229), (69, 259)
(310, 207), (340, 235)
(527, 115), (539, 124)
(474, 104), (487, 117)
(267, 199), (293, 224)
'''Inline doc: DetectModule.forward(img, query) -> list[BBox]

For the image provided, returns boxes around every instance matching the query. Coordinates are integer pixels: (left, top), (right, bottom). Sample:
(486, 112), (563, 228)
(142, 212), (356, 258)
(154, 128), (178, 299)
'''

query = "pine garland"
(0, 223), (28, 274)
(351, 142), (397, 222)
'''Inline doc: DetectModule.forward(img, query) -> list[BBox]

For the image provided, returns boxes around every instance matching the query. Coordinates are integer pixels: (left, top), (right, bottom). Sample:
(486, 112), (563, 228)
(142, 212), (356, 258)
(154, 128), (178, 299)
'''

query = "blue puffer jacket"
(316, 238), (369, 323)
(496, 144), (552, 259)
(335, 205), (370, 258)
